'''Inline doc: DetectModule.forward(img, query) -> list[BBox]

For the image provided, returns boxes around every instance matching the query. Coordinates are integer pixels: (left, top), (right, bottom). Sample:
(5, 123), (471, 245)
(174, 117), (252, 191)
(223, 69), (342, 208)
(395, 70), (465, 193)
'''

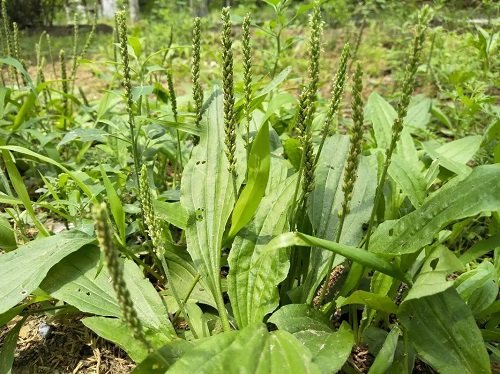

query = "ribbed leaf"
(388, 154), (427, 208)
(41, 246), (176, 338)
(228, 172), (295, 328)
(167, 323), (321, 374)
(269, 305), (354, 374)
(399, 288), (491, 374)
(180, 88), (244, 315)
(371, 165), (500, 255)
(302, 135), (376, 303)
(365, 92), (395, 149)
(0, 230), (94, 314)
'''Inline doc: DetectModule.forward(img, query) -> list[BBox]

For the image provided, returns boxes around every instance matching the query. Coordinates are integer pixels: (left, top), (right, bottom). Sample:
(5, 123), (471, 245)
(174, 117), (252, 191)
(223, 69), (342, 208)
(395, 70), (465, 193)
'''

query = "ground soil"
(0, 315), (135, 374)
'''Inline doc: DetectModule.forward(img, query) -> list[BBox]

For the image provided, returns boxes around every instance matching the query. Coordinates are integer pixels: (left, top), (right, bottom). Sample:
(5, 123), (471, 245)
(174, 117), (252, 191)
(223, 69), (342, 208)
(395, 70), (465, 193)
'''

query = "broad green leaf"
(82, 316), (171, 363)
(455, 261), (498, 315)
(131, 85), (154, 102)
(180, 88), (245, 318)
(397, 128), (420, 171)
(1, 150), (50, 236)
(167, 323), (321, 374)
(153, 200), (189, 230)
(371, 165), (500, 255)
(228, 121), (270, 240)
(164, 250), (216, 308)
(228, 174), (295, 328)
(136, 116), (201, 136)
(0, 316), (26, 374)
(367, 326), (400, 374)
(268, 304), (332, 333)
(302, 136), (376, 303)
(255, 66), (292, 98)
(0, 216), (16, 251)
(262, 232), (411, 285)
(0, 230), (94, 314)
(336, 290), (398, 314)
(404, 98), (431, 131)
(269, 305), (354, 374)
(100, 166), (126, 244)
(41, 246), (176, 338)
(434, 135), (483, 165)
(0, 58), (36, 93)
(365, 92), (396, 149)
(131, 340), (196, 374)
(407, 245), (464, 300)
(388, 154), (427, 208)
(0, 305), (25, 328)
(399, 287), (491, 374)
(57, 128), (109, 148)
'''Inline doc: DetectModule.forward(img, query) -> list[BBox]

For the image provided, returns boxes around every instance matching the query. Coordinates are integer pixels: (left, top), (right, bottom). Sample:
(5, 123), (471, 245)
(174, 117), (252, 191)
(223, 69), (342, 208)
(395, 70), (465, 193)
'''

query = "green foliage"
(0, 2), (499, 373)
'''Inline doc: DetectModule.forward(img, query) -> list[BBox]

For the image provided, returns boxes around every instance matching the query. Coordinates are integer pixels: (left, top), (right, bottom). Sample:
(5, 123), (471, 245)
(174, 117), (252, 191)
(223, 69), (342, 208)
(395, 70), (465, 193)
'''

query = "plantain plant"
(0, 3), (499, 374)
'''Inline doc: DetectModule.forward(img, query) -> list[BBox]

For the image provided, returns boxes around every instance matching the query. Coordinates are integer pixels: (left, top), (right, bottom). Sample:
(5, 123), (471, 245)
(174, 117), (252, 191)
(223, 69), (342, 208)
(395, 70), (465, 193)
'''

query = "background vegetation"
(0, 0), (499, 373)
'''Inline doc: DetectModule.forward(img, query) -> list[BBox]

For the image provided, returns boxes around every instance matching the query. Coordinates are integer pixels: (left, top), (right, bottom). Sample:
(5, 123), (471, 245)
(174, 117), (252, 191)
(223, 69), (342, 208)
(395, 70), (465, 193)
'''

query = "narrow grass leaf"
(100, 166), (126, 244)
(1, 150), (50, 236)
(261, 232), (411, 285)
(367, 326), (400, 374)
(228, 121), (270, 240)
(0, 316), (26, 374)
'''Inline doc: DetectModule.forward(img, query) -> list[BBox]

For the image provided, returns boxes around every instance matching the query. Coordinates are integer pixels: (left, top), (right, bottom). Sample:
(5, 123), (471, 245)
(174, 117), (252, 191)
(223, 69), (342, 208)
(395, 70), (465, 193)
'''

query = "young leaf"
(153, 200), (189, 230)
(371, 164), (500, 255)
(0, 230), (95, 314)
(0, 216), (16, 251)
(388, 154), (427, 208)
(227, 121), (270, 240)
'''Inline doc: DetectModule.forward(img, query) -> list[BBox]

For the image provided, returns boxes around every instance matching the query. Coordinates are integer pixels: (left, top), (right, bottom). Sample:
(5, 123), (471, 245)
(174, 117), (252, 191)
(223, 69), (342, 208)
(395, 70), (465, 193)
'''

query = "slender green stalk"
(364, 6), (432, 251)
(139, 166), (194, 338)
(242, 13), (252, 161)
(117, 11), (141, 190)
(315, 42), (350, 166)
(59, 49), (68, 130)
(1, 0), (14, 83)
(93, 203), (153, 352)
(46, 34), (57, 79)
